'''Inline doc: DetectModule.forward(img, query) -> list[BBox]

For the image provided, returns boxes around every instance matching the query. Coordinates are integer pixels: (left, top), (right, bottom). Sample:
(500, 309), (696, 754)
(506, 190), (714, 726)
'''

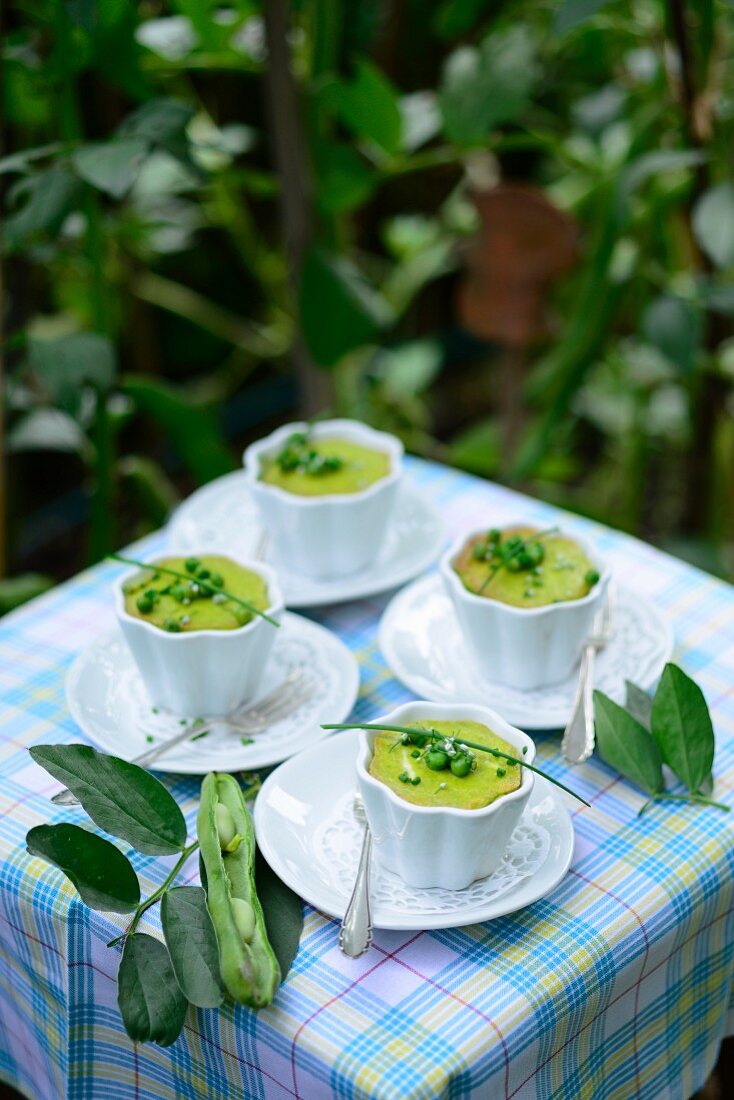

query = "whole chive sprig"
(321, 722), (590, 807)
(109, 553), (280, 627)
(477, 526), (560, 594)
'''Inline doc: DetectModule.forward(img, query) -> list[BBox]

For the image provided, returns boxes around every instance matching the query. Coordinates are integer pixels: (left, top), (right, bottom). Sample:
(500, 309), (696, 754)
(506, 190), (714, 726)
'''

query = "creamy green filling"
(123, 555), (269, 632)
(454, 526), (599, 607)
(259, 435), (390, 496)
(368, 719), (522, 809)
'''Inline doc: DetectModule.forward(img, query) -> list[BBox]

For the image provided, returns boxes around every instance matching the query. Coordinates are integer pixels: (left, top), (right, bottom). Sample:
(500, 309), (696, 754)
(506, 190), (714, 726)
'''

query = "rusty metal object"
(457, 184), (579, 349)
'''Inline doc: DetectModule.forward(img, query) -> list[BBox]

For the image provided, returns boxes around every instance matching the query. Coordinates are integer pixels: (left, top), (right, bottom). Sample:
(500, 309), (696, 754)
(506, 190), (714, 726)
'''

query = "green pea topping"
(209, 573), (224, 588)
(450, 754), (473, 778)
(185, 557), (200, 573)
(411, 749), (421, 759)
(163, 617), (181, 632)
(136, 595), (154, 614)
(169, 585), (187, 602)
(425, 749), (450, 771)
(411, 776), (421, 786)
(496, 767), (506, 778)
(198, 567), (211, 580)
(585, 569), (600, 586)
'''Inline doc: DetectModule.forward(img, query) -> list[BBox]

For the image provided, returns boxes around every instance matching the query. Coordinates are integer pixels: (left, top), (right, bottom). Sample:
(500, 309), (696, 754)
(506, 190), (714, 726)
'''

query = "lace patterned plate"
(254, 730), (574, 930)
(379, 576), (674, 730)
(66, 614), (359, 773)
(167, 470), (445, 608)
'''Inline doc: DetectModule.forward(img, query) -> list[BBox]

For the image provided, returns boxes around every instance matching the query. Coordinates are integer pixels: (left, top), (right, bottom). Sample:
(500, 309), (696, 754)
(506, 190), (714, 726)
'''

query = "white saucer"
(379, 575), (674, 729)
(65, 614), (359, 773)
(167, 471), (445, 608)
(254, 730), (574, 931)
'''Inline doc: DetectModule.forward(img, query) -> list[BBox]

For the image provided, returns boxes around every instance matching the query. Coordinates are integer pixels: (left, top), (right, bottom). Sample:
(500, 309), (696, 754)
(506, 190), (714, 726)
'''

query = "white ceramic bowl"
(114, 550), (284, 717)
(440, 525), (609, 691)
(243, 419), (404, 580)
(356, 701), (535, 890)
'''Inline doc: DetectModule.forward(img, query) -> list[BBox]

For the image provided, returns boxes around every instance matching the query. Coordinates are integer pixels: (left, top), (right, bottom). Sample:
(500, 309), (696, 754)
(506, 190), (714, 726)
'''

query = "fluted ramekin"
(243, 419), (403, 580)
(440, 526), (609, 691)
(356, 701), (535, 890)
(114, 550), (284, 717)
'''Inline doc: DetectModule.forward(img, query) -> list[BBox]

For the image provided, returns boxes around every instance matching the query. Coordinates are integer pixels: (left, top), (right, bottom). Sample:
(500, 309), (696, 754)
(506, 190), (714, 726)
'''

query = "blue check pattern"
(2, 456), (734, 1099)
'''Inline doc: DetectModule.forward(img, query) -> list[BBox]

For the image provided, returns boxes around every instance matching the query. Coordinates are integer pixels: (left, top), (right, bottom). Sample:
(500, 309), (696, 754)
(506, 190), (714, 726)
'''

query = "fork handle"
(339, 827), (373, 958)
(561, 643), (597, 765)
(129, 724), (213, 769)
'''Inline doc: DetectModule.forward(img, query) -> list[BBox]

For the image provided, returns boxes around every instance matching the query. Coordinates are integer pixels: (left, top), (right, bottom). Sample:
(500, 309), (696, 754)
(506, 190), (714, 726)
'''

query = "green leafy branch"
(26, 744), (302, 1046)
(594, 663), (729, 814)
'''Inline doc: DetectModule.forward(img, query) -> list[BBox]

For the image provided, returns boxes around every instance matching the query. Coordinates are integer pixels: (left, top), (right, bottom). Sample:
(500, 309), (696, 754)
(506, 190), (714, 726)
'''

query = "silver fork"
(52, 669), (312, 806)
(339, 793), (373, 958)
(561, 588), (616, 765)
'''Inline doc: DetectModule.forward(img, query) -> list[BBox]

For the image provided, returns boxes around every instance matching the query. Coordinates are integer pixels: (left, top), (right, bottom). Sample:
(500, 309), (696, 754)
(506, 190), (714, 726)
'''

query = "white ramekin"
(356, 701), (535, 890)
(440, 525), (609, 691)
(114, 550), (284, 717)
(243, 419), (404, 580)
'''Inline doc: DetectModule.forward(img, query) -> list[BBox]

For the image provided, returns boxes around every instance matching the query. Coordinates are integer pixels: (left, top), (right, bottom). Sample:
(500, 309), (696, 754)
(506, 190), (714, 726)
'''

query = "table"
(2, 457), (734, 1100)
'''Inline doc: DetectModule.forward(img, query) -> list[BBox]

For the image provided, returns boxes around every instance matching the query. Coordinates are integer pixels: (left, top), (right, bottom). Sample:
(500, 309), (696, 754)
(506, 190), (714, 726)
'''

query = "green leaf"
(118, 933), (187, 1046)
(117, 455), (180, 526)
(0, 143), (63, 176)
(594, 691), (664, 795)
(29, 745), (187, 856)
(692, 184), (734, 269)
(448, 418), (501, 477)
(119, 98), (194, 145)
(161, 887), (224, 1009)
(119, 98), (201, 180)
(555, 0), (610, 35)
(72, 138), (149, 199)
(321, 61), (402, 156)
(375, 340), (442, 398)
(0, 574), (54, 616)
(651, 663), (714, 794)
(64, 0), (97, 32)
(314, 144), (377, 214)
(433, 0), (491, 39)
(7, 408), (91, 458)
(620, 149), (705, 200)
(642, 295), (702, 373)
(28, 332), (116, 412)
(121, 375), (235, 483)
(400, 93), (441, 152)
(4, 167), (80, 250)
(625, 681), (653, 731)
(299, 247), (392, 367)
(255, 850), (302, 981)
(26, 823), (140, 912)
(439, 27), (539, 146)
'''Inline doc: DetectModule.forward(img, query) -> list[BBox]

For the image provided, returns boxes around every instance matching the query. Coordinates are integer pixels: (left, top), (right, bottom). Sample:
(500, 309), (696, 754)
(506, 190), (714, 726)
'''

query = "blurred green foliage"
(2, 0), (734, 605)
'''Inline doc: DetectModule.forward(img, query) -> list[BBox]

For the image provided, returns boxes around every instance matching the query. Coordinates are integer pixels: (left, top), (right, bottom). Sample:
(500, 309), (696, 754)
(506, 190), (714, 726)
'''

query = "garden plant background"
(2, 0), (734, 608)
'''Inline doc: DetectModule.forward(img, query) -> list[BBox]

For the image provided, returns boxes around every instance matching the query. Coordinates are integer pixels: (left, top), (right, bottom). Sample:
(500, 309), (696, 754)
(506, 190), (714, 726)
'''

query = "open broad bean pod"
(197, 772), (280, 1008)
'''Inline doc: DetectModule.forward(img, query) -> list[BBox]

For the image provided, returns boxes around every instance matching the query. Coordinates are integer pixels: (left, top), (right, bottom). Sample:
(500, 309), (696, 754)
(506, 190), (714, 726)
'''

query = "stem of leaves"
(108, 840), (200, 948)
(638, 792), (730, 817)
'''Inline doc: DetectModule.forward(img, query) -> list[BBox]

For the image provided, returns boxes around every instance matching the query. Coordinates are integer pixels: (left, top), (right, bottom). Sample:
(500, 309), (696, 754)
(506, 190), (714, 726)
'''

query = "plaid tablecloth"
(2, 457), (734, 1100)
